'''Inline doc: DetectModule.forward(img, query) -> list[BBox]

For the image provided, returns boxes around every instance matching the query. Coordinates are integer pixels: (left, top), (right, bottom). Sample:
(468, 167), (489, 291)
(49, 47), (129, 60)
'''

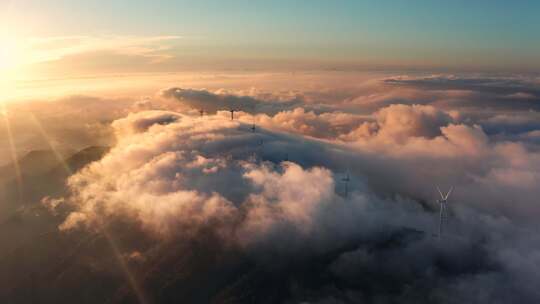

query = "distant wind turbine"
(342, 172), (351, 198)
(249, 139), (264, 163)
(229, 109), (236, 120)
(250, 104), (257, 131)
(436, 186), (453, 238)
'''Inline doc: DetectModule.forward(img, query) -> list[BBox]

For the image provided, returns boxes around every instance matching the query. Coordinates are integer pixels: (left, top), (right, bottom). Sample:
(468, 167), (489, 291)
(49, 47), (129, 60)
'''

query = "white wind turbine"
(342, 172), (351, 198)
(436, 186), (453, 238)
(250, 104), (257, 132)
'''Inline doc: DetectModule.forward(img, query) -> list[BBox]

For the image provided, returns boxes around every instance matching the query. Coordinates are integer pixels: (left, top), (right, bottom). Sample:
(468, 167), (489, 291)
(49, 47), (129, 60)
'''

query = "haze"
(1, 1), (539, 303)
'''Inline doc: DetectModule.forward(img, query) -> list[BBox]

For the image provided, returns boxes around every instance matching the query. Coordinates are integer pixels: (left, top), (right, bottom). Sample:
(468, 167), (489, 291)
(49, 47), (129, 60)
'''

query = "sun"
(0, 33), (26, 101)
(0, 46), (13, 70)
(0, 35), (22, 71)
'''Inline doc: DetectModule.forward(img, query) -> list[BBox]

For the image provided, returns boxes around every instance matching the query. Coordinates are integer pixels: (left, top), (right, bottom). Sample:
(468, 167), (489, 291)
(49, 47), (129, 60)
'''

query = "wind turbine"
(229, 109), (236, 120)
(342, 172), (351, 198)
(250, 104), (257, 132)
(436, 186), (453, 238)
(257, 139), (264, 157)
(249, 139), (264, 162)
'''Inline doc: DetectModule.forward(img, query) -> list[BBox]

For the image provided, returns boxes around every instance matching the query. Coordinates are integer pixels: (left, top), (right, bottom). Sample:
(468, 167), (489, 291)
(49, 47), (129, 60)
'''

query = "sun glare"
(0, 46), (13, 70)
(0, 35), (22, 71)
(0, 33), (25, 101)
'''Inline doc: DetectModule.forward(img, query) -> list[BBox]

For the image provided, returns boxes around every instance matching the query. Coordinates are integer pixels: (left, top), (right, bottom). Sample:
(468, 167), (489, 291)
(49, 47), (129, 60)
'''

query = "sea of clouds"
(7, 72), (540, 302)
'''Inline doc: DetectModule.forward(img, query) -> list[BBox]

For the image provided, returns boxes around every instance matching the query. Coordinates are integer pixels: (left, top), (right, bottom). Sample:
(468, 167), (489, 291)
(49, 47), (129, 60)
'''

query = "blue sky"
(2, 0), (540, 71)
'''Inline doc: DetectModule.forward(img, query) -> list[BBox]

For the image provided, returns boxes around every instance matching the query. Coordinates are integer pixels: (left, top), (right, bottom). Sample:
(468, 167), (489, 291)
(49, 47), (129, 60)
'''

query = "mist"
(1, 72), (539, 303)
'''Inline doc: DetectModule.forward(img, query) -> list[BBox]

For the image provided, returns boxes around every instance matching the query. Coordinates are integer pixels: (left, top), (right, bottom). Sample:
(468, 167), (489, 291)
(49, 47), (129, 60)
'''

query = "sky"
(1, 0), (539, 81)
(2, 2), (540, 303)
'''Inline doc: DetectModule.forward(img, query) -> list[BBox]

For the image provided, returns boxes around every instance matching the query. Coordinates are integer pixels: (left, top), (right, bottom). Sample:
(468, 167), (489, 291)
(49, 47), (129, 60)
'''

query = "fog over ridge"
(1, 72), (539, 303)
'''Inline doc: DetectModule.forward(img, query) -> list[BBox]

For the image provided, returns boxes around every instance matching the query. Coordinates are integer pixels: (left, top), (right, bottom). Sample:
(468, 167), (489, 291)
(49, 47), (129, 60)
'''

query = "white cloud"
(8, 72), (540, 302)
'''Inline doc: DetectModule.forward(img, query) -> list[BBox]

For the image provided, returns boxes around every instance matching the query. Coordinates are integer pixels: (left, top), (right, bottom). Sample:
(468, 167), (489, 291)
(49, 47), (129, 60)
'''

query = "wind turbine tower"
(342, 172), (351, 198)
(436, 186), (453, 238)
(230, 109), (236, 120)
(250, 139), (264, 162)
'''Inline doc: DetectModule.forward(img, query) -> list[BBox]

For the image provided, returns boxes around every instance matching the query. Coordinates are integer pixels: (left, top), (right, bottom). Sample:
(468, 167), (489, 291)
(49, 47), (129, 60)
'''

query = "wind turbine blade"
(439, 203), (443, 238)
(437, 186), (444, 199)
(445, 186), (454, 200)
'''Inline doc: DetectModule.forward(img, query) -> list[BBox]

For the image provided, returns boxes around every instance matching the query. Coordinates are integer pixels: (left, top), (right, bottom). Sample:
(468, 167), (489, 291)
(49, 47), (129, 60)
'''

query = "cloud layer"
(54, 95), (540, 302)
(3, 71), (539, 302)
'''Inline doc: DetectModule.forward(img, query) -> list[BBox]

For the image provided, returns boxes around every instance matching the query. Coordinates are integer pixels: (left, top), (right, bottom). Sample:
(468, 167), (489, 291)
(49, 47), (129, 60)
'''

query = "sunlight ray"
(28, 113), (73, 175)
(99, 220), (149, 304)
(1, 103), (23, 202)
(30, 112), (147, 303)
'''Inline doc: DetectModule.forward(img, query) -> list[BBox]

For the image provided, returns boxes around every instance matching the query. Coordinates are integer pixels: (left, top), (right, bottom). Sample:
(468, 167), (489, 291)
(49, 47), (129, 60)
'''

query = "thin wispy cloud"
(2, 1), (540, 302)
(17, 35), (182, 66)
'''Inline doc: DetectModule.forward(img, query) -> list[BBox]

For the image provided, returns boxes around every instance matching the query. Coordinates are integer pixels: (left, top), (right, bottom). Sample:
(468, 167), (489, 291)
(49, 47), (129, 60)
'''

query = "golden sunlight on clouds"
(0, 40), (19, 70)
(0, 34), (182, 101)
(0, 34), (181, 74)
(1, 34), (181, 66)
(0, 31), (24, 73)
(0, 33), (24, 101)
(25, 35), (181, 64)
